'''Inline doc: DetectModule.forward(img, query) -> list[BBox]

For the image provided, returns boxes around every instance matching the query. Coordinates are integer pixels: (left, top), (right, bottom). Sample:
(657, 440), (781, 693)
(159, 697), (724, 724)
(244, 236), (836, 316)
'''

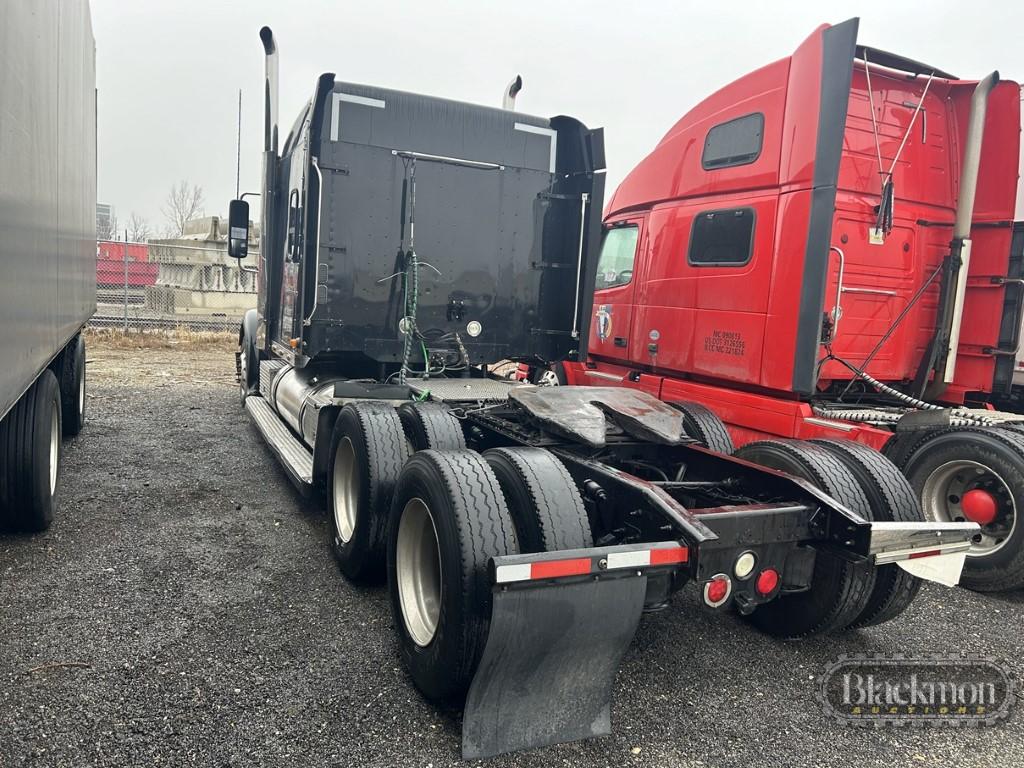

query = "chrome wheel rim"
(332, 437), (358, 543)
(922, 459), (1016, 556)
(49, 402), (59, 495)
(537, 369), (560, 387)
(396, 497), (442, 647)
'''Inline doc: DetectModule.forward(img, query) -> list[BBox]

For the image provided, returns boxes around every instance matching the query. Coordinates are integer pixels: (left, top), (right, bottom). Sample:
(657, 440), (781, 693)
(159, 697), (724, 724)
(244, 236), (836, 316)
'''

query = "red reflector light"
(908, 549), (942, 560)
(651, 546), (689, 565)
(530, 558), (591, 580)
(755, 568), (779, 596)
(705, 577), (730, 604)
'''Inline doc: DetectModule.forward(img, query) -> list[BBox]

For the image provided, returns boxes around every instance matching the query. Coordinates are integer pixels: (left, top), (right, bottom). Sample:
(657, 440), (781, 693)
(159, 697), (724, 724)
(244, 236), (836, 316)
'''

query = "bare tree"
(161, 180), (206, 237)
(127, 212), (151, 243)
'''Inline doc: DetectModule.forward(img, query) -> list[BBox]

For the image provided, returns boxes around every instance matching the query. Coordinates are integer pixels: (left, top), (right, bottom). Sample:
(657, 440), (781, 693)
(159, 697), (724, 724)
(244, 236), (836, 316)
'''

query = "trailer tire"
(484, 447), (592, 553)
(58, 333), (86, 437)
(328, 403), (410, 583)
(0, 370), (62, 532)
(811, 439), (924, 627)
(899, 427), (1024, 591)
(397, 402), (466, 452)
(387, 450), (518, 703)
(733, 439), (876, 638)
(667, 400), (734, 454)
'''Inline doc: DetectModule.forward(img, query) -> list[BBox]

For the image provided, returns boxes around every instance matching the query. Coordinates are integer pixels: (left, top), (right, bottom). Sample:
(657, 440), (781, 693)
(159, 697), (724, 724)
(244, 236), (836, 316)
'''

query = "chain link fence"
(92, 218), (258, 335)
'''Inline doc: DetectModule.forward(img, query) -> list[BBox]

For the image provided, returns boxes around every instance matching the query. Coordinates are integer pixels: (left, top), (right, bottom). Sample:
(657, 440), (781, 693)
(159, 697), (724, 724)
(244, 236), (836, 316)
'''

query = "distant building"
(96, 203), (116, 240)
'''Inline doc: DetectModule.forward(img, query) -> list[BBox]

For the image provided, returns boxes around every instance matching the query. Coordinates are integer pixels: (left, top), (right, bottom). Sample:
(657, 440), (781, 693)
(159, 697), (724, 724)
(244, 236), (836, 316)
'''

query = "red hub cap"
(961, 488), (999, 526)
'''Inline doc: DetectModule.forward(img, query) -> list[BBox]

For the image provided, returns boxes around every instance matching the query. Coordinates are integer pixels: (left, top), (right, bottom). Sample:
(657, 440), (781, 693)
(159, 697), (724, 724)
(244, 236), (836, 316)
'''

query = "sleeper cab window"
(702, 112), (764, 170)
(595, 224), (639, 290)
(688, 208), (755, 267)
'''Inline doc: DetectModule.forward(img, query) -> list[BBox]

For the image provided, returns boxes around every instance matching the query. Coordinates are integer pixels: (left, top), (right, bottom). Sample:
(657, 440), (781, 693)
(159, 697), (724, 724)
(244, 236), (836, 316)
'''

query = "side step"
(244, 395), (314, 494)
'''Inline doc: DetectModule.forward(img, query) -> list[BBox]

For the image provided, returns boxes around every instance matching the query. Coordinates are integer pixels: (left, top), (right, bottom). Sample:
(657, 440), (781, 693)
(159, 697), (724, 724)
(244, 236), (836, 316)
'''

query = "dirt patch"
(85, 329), (237, 389)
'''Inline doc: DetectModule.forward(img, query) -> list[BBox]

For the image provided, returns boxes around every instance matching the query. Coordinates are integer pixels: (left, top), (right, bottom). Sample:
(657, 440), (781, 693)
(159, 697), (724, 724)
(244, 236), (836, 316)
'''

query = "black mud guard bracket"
(462, 576), (645, 759)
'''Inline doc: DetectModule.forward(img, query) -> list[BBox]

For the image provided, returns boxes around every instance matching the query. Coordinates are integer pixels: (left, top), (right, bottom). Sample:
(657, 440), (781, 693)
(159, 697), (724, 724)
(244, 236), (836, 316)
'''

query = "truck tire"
(899, 426), (1024, 591)
(328, 403), (410, 583)
(397, 402), (465, 452)
(237, 323), (258, 404)
(387, 450), (518, 703)
(59, 333), (86, 437)
(668, 400), (734, 455)
(732, 439), (876, 638)
(484, 447), (592, 552)
(881, 429), (933, 469)
(811, 439), (924, 627)
(0, 370), (62, 532)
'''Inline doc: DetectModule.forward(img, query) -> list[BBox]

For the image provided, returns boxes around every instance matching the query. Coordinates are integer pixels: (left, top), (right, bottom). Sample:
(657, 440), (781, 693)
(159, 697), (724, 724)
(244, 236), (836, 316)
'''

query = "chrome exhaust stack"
(259, 26), (279, 157)
(257, 26), (281, 338)
(937, 71), (999, 388)
(502, 74), (523, 111)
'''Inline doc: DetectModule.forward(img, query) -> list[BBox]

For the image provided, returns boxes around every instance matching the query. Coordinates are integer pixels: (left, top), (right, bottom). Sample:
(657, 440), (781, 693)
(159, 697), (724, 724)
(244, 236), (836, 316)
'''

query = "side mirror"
(227, 199), (250, 259)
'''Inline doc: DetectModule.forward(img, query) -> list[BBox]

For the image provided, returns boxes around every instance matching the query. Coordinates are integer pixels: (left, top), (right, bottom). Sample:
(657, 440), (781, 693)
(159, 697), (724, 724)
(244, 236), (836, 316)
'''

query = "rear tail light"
(703, 574), (732, 607)
(755, 568), (780, 596)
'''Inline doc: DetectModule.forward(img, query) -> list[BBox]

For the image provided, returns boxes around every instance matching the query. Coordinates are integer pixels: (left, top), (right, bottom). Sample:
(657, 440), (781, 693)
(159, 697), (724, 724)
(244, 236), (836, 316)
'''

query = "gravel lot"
(1, 337), (1021, 767)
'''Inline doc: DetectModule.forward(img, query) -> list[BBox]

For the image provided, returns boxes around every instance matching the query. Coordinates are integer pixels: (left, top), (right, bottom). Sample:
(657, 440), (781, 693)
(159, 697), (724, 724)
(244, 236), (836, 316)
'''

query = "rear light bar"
(492, 542), (689, 585)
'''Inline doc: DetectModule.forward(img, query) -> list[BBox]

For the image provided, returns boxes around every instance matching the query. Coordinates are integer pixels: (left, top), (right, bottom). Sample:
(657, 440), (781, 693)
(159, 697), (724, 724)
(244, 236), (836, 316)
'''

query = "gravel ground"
(1, 340), (1021, 768)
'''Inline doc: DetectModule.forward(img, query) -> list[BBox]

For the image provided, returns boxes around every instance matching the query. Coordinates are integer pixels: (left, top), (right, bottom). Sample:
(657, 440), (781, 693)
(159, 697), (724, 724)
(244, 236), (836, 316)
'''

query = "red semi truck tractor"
(550, 18), (1024, 591)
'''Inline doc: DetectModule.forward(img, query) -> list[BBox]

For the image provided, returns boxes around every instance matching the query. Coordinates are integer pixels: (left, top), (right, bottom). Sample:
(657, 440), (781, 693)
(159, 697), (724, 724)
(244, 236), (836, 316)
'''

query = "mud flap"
(461, 575), (646, 759)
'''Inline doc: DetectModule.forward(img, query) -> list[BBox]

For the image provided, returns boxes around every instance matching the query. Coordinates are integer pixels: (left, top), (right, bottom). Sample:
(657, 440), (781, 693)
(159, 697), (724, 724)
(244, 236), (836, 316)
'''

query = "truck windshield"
(595, 225), (639, 290)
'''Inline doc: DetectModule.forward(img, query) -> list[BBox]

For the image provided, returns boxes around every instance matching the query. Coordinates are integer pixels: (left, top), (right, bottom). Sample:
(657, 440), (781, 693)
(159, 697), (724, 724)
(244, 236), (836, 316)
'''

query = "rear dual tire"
(0, 370), (62, 532)
(328, 403), (410, 582)
(387, 450), (518, 703)
(810, 439), (923, 626)
(387, 445), (592, 703)
(58, 333), (86, 437)
(667, 400), (734, 455)
(733, 439), (877, 638)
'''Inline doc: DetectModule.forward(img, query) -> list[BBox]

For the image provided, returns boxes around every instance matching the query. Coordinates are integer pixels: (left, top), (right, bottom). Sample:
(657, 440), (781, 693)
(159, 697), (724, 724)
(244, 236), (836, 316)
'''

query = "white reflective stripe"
(494, 563), (532, 583)
(331, 93), (386, 142)
(606, 550), (651, 569)
(514, 122), (557, 173)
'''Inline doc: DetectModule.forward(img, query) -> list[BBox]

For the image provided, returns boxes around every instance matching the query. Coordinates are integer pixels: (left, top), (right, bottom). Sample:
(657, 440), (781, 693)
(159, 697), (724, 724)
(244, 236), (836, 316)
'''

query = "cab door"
(589, 217), (644, 365)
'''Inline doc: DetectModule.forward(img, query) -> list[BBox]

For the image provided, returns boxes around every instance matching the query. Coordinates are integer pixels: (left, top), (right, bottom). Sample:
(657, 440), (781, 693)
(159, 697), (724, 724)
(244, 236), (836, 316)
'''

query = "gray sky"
(92, 0), (1024, 234)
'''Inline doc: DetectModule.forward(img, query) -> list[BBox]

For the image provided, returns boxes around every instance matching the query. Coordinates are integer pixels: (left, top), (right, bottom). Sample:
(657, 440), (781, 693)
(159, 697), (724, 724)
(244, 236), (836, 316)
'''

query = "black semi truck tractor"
(0, 0), (96, 532)
(230, 27), (980, 759)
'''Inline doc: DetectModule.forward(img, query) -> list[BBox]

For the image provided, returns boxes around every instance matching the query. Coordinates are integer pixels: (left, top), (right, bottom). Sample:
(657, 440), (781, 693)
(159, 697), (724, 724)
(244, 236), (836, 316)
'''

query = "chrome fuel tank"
(269, 364), (341, 444)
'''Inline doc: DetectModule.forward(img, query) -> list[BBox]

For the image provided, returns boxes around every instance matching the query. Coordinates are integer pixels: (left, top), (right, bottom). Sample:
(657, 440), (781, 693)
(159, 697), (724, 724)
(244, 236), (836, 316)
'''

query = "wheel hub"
(961, 488), (998, 526)
(921, 458), (1016, 556)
